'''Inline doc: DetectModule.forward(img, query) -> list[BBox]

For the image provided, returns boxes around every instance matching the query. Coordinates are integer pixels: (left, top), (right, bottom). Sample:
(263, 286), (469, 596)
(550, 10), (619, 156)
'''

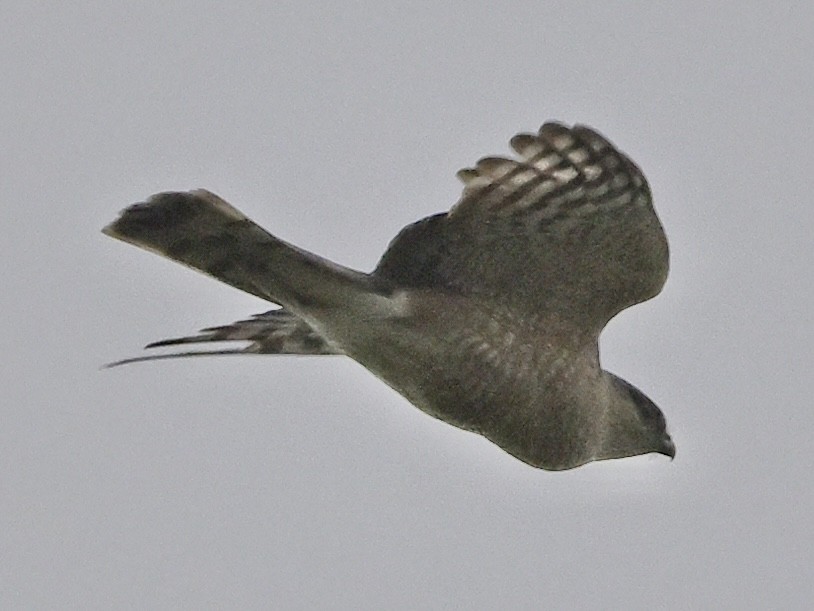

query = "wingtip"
(101, 347), (251, 368)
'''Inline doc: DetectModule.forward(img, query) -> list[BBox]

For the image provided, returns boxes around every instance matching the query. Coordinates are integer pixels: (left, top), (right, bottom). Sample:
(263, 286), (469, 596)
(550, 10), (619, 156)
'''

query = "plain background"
(3, 2), (813, 608)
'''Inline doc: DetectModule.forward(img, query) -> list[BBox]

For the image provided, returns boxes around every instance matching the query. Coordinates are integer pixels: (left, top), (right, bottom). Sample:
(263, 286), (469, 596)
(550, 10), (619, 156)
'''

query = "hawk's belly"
(333, 292), (605, 470)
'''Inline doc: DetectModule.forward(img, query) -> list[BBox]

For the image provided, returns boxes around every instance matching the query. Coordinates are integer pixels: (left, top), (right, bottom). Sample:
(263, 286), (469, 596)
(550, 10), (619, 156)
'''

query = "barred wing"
(105, 309), (341, 367)
(375, 123), (668, 330)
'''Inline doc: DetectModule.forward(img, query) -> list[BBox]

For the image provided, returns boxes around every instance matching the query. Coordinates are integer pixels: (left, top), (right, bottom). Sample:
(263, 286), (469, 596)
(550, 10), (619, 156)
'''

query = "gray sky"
(3, 1), (813, 608)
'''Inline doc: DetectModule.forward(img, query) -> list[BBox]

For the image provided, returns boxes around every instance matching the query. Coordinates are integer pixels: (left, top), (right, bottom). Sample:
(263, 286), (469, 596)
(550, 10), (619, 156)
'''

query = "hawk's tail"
(102, 190), (373, 311)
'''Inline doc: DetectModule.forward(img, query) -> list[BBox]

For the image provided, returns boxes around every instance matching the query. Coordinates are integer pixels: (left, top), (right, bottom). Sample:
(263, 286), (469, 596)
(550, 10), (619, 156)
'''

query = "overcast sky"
(3, 2), (813, 608)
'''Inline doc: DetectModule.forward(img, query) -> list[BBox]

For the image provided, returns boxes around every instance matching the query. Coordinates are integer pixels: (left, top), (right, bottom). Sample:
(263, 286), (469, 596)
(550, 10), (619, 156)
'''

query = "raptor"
(104, 122), (675, 470)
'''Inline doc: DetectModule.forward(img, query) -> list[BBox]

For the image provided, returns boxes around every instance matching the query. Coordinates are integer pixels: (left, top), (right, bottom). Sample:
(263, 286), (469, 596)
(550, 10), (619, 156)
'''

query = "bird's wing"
(374, 122), (669, 331)
(105, 308), (342, 367)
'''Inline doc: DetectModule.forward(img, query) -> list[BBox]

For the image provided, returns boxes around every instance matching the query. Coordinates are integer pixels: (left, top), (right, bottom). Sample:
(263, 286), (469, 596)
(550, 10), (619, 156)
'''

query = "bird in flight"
(104, 121), (674, 470)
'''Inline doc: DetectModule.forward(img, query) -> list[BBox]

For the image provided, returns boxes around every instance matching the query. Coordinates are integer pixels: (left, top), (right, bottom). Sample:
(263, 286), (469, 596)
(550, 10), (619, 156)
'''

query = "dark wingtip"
(144, 336), (202, 349)
(101, 348), (251, 369)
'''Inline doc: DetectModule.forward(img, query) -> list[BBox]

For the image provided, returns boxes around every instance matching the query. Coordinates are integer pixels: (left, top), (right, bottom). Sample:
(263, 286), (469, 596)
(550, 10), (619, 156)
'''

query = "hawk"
(104, 122), (675, 470)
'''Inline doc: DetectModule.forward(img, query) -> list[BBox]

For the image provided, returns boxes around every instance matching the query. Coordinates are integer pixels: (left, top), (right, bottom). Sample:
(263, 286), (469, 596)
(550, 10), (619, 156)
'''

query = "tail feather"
(102, 190), (373, 310)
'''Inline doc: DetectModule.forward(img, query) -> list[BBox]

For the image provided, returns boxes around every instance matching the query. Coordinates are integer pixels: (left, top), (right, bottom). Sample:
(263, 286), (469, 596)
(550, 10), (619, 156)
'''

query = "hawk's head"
(600, 374), (675, 462)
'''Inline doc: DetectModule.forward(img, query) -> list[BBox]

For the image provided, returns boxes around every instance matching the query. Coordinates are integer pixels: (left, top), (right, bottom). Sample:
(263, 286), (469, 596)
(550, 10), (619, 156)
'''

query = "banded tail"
(103, 190), (379, 366)
(102, 190), (373, 311)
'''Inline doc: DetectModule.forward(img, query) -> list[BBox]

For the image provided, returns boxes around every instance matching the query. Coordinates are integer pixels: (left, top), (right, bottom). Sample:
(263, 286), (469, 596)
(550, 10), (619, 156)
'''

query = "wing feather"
(375, 122), (668, 329)
(105, 308), (341, 367)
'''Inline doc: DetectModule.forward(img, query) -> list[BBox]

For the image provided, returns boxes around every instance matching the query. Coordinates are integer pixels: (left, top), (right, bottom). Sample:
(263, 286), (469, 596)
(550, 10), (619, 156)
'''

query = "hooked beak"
(659, 436), (676, 460)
